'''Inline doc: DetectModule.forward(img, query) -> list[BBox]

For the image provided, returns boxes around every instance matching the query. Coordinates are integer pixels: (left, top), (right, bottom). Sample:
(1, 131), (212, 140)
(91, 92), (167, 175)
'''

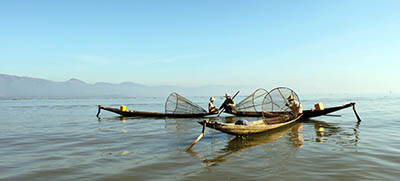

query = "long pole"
(185, 121), (206, 151)
(217, 90), (240, 117)
(96, 105), (102, 118)
(352, 103), (362, 122)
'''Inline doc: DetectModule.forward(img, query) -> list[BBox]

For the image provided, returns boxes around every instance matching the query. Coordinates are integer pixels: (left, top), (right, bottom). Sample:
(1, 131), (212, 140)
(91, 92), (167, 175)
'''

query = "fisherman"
(219, 93), (236, 114)
(287, 94), (303, 118)
(208, 97), (219, 114)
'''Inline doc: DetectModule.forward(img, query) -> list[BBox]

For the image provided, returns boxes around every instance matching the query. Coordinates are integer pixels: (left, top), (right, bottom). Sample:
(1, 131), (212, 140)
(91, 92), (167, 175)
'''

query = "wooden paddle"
(351, 103), (362, 122)
(217, 90), (240, 117)
(185, 90), (238, 151)
(96, 105), (102, 119)
(185, 121), (206, 151)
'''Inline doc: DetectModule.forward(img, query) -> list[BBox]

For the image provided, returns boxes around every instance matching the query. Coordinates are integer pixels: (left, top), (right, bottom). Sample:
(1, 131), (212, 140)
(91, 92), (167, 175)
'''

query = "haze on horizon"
(1, 0), (399, 95)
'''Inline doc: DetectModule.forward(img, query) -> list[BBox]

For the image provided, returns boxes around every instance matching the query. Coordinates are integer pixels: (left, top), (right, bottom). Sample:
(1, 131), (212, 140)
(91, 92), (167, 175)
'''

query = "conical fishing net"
(262, 87), (300, 121)
(165, 92), (207, 114)
(236, 88), (269, 112)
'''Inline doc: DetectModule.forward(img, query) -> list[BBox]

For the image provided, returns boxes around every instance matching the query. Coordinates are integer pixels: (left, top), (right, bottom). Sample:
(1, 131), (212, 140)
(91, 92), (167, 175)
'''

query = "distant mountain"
(65, 78), (87, 85)
(0, 73), (254, 98)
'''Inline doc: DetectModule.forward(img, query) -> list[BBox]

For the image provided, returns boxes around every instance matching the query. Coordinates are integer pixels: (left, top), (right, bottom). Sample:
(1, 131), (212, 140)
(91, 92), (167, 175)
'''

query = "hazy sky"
(1, 0), (399, 94)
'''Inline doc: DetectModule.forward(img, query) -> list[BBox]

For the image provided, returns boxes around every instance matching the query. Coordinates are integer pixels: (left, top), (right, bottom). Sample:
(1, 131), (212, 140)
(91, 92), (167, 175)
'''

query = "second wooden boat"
(199, 114), (303, 135)
(234, 102), (355, 118)
(185, 87), (362, 151)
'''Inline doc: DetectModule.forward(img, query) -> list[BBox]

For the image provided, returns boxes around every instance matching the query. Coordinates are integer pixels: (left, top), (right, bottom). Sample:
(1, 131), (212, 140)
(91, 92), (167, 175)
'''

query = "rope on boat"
(351, 102), (362, 122)
(185, 121), (207, 151)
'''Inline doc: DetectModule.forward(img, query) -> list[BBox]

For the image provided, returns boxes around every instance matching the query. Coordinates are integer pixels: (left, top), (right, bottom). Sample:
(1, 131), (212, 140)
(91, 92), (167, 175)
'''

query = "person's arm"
(211, 107), (218, 114)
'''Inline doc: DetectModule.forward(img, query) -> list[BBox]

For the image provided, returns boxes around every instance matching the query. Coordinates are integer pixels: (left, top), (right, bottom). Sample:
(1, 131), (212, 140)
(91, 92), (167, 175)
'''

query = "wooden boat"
(97, 92), (214, 118)
(233, 102), (355, 118)
(199, 114), (303, 136)
(97, 102), (355, 119)
(185, 87), (362, 150)
(302, 102), (354, 119)
(97, 105), (214, 118)
(186, 102), (360, 150)
(198, 103), (359, 136)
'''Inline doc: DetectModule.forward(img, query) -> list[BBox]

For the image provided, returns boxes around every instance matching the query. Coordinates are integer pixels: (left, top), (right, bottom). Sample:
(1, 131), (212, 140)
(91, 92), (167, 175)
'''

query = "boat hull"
(200, 115), (303, 135)
(98, 106), (212, 118)
(234, 103), (354, 119)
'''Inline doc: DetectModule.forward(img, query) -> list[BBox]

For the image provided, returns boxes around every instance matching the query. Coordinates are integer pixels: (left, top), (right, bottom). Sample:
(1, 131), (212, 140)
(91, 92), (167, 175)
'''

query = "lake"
(1, 94), (399, 180)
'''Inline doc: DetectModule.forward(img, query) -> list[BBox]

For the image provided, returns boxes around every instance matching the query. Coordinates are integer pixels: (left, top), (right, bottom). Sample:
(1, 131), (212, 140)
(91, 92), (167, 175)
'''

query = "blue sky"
(1, 0), (399, 94)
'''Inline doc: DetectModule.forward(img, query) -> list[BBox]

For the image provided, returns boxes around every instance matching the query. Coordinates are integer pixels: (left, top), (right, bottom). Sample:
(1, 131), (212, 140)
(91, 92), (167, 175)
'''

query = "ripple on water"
(1, 96), (400, 180)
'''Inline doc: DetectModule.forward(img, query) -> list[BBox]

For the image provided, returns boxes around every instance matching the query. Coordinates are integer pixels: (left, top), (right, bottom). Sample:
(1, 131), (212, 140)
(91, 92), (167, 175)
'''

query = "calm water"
(1, 95), (400, 180)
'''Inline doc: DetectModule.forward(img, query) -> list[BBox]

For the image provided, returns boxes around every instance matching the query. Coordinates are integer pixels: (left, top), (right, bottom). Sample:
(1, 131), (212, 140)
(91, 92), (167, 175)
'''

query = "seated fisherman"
(208, 97), (219, 114)
(219, 93), (236, 114)
(287, 95), (303, 118)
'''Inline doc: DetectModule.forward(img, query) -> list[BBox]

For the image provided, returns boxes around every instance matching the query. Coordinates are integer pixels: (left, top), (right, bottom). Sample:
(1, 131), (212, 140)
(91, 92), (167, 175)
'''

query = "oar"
(185, 121), (207, 151)
(217, 90), (240, 117)
(96, 105), (102, 119)
(351, 102), (362, 123)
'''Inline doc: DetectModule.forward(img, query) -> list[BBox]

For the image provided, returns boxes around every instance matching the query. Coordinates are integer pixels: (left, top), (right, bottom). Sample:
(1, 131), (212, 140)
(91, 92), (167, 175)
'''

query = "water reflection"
(289, 122), (304, 147)
(197, 121), (304, 166)
(314, 122), (325, 142)
(120, 116), (126, 123)
(97, 116), (140, 122)
(353, 120), (360, 147)
(302, 118), (360, 146)
(191, 118), (361, 167)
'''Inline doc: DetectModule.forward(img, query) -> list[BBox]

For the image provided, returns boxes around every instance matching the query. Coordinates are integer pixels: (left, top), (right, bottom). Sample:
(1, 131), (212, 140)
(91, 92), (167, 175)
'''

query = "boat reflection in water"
(302, 118), (360, 146)
(194, 117), (360, 166)
(195, 118), (304, 166)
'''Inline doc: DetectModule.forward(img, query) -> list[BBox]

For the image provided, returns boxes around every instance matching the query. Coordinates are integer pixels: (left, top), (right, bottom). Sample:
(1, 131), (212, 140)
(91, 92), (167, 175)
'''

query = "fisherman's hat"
(225, 93), (231, 97)
(210, 97), (215, 101)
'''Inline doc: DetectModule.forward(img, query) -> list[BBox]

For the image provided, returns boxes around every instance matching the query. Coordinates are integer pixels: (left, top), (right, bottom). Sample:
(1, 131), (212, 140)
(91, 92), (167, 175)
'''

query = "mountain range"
(0, 74), (254, 98)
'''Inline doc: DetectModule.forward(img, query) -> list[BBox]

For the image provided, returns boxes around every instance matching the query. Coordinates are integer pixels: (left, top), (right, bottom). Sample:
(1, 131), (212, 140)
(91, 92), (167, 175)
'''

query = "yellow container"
(120, 105), (127, 111)
(314, 102), (324, 111)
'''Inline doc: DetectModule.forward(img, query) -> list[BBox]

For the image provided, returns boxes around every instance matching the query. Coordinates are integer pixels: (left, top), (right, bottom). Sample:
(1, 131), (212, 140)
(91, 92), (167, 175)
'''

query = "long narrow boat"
(199, 115), (303, 135)
(97, 92), (214, 118)
(97, 102), (355, 118)
(234, 102), (354, 118)
(97, 105), (214, 118)
(302, 102), (354, 119)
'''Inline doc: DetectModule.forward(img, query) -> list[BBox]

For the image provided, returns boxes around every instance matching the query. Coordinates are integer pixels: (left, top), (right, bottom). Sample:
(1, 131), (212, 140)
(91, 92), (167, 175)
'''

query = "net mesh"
(236, 88), (269, 112)
(262, 87), (300, 121)
(165, 92), (207, 114)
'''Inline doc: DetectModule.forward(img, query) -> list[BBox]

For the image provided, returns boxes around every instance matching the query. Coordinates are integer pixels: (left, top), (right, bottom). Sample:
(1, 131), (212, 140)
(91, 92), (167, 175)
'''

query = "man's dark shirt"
(220, 98), (234, 113)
